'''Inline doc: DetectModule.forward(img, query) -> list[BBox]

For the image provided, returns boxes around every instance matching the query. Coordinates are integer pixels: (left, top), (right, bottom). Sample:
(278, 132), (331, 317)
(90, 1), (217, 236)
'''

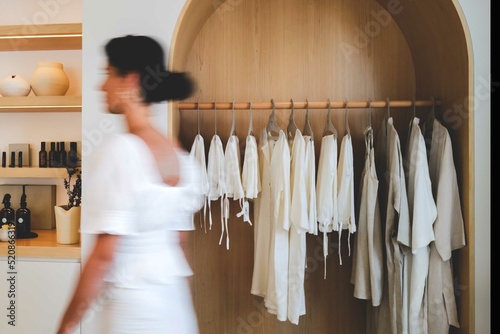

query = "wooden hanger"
(197, 98), (201, 135)
(214, 98), (217, 135)
(386, 97), (391, 119)
(303, 98), (314, 141)
(413, 96), (417, 118)
(323, 98), (338, 137)
(344, 98), (351, 136)
(266, 98), (281, 139)
(287, 98), (298, 140)
(429, 96), (436, 123)
(229, 99), (236, 136)
(248, 99), (254, 136)
(367, 98), (373, 130)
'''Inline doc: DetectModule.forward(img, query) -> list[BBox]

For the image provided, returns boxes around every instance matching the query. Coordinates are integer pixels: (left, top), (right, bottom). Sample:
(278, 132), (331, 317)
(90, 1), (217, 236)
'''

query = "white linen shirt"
(405, 117), (437, 334)
(426, 119), (466, 333)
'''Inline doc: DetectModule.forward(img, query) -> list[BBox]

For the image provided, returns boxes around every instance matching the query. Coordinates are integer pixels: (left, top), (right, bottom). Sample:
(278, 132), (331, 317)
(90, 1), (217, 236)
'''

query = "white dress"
(82, 133), (203, 334)
(251, 130), (272, 298)
(263, 130), (291, 322)
(288, 129), (308, 324)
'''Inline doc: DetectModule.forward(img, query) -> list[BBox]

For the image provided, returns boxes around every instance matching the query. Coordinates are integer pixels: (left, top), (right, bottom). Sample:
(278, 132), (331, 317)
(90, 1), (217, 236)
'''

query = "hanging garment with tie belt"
(315, 134), (338, 278)
(207, 134), (226, 244)
(189, 134), (210, 232)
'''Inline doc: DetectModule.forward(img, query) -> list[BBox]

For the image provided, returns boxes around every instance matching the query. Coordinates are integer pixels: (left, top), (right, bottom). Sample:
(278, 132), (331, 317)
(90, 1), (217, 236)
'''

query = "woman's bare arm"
(57, 233), (119, 334)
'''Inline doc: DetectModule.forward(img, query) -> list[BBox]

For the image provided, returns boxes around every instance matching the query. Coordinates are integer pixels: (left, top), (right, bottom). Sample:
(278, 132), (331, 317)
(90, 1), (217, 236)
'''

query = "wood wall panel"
(170, 0), (472, 333)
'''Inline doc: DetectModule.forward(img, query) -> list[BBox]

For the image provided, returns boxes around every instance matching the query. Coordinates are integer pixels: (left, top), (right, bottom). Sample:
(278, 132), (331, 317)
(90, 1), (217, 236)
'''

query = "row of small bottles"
(39, 141), (79, 168)
(0, 187), (35, 239)
(0, 141), (79, 168)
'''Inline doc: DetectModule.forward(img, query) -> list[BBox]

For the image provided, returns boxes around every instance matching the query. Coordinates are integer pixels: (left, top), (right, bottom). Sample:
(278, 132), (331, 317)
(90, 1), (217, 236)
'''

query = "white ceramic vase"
(30, 61), (70, 96)
(0, 74), (31, 97)
(54, 205), (81, 244)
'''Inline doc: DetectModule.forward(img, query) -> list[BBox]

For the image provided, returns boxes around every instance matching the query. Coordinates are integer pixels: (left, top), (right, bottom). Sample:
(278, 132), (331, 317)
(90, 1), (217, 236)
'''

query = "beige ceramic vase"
(54, 205), (81, 244)
(30, 61), (70, 96)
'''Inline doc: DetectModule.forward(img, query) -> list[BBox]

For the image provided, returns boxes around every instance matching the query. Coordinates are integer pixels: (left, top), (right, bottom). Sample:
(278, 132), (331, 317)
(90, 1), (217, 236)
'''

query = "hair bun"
(154, 71), (195, 102)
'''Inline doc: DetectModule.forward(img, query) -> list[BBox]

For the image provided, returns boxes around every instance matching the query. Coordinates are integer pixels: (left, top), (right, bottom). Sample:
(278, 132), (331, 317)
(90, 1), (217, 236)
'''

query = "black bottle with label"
(0, 194), (15, 230)
(16, 186), (36, 239)
(39, 142), (48, 168)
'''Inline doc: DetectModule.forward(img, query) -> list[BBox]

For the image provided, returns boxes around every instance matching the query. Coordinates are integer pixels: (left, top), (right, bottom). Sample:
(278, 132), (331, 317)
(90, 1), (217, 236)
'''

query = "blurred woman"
(57, 35), (202, 334)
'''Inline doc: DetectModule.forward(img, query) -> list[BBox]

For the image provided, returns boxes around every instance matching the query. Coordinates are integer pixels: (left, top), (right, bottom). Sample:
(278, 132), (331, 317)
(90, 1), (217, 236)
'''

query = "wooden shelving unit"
(0, 23), (82, 112)
(0, 167), (68, 178)
(0, 96), (81, 112)
(0, 23), (82, 51)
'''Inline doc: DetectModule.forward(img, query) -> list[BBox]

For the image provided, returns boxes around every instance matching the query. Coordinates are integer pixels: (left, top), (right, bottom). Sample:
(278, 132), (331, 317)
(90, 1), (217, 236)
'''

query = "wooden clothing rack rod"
(177, 99), (440, 110)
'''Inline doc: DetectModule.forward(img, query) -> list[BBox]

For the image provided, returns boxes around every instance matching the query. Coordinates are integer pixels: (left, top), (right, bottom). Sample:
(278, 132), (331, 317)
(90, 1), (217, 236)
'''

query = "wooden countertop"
(0, 229), (80, 259)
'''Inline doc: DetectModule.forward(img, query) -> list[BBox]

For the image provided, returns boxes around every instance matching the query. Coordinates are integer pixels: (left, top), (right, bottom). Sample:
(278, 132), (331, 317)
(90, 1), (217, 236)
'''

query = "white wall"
(456, 0), (491, 333)
(80, 0), (185, 332)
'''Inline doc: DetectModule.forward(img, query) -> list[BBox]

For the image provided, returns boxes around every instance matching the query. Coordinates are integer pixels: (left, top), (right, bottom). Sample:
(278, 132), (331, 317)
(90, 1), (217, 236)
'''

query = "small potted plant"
(63, 166), (81, 209)
(54, 166), (82, 244)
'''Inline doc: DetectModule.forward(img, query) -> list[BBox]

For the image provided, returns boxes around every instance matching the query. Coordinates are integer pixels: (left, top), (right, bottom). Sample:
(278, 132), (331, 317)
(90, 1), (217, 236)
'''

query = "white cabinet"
(0, 258), (81, 333)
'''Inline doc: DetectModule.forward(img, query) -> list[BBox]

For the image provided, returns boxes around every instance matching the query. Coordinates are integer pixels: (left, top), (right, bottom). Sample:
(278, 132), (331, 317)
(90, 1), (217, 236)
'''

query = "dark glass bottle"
(9, 152), (15, 167)
(59, 141), (67, 167)
(2, 151), (6, 167)
(18, 151), (22, 167)
(49, 142), (56, 167)
(0, 194), (15, 230)
(39, 142), (48, 168)
(67, 142), (78, 168)
(16, 187), (31, 238)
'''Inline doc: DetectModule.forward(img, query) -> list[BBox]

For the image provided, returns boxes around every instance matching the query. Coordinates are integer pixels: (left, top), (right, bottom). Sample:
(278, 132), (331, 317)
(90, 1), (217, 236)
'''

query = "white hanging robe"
(189, 134), (210, 231)
(351, 126), (384, 307)
(222, 134), (246, 248)
(405, 117), (437, 334)
(251, 130), (272, 298)
(288, 129), (308, 325)
(262, 130), (291, 322)
(336, 133), (356, 265)
(241, 133), (261, 224)
(315, 134), (338, 278)
(303, 135), (317, 235)
(207, 134), (226, 244)
(425, 119), (466, 334)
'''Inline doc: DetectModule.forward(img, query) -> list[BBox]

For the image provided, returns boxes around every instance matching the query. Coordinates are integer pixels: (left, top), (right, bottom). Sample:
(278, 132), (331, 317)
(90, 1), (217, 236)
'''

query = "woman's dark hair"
(105, 35), (194, 103)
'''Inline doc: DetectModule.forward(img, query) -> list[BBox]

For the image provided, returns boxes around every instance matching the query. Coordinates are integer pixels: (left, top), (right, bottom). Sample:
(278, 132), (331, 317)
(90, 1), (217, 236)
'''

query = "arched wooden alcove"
(168, 0), (473, 332)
